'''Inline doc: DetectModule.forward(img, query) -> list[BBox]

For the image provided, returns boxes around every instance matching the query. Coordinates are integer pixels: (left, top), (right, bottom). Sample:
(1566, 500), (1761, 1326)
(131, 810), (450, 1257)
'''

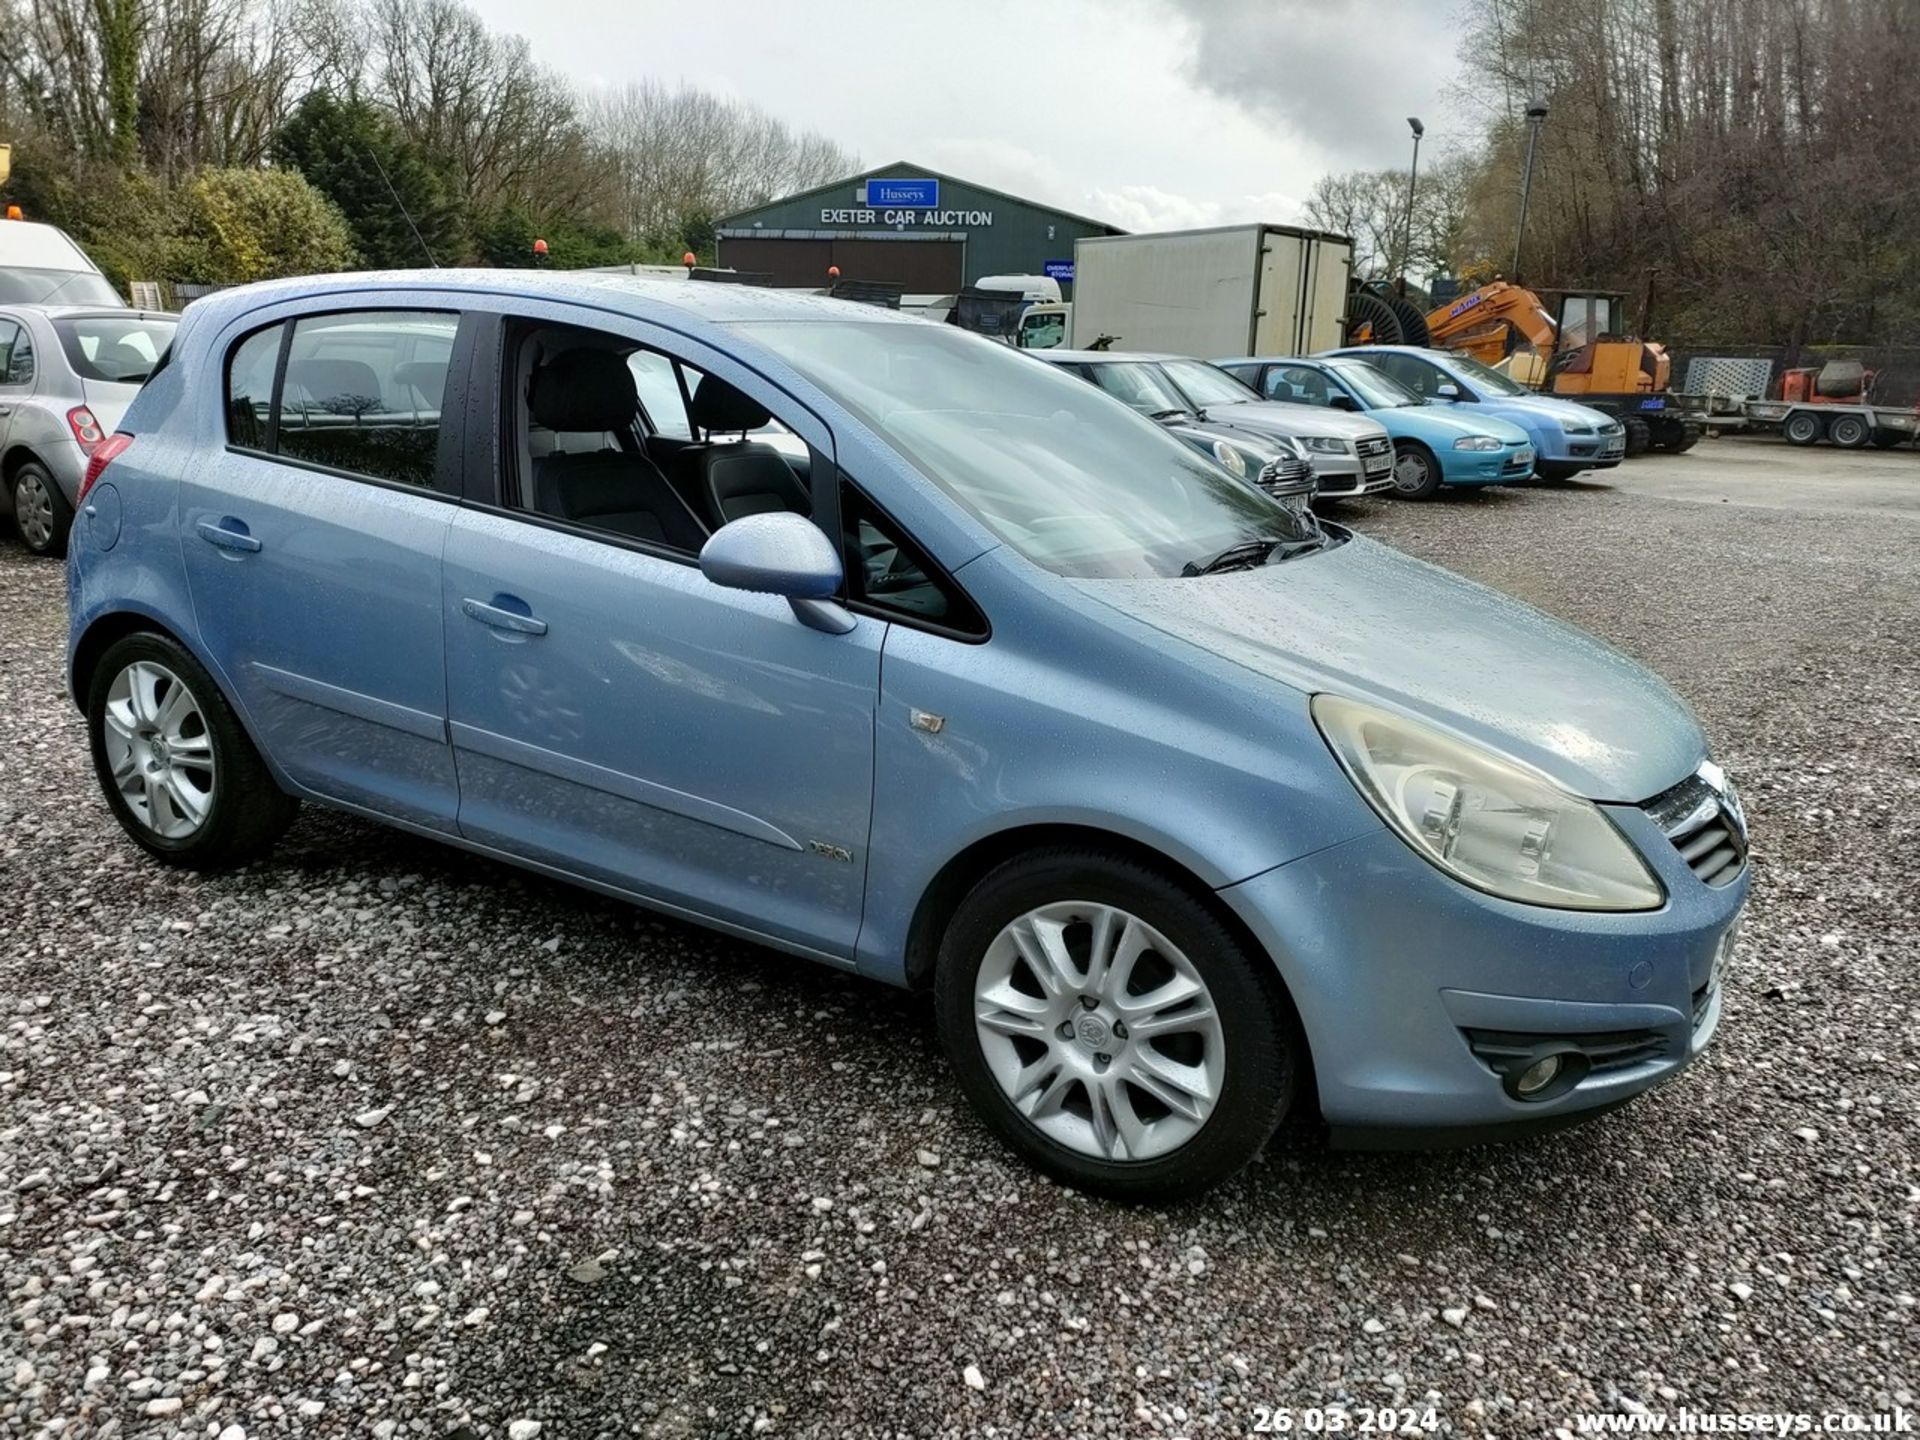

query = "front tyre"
(1389, 441), (1443, 499)
(87, 633), (299, 870)
(935, 848), (1297, 1200)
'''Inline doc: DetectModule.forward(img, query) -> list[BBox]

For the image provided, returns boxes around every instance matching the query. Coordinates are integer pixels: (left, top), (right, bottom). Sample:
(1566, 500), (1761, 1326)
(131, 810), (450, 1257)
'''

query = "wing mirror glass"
(699, 513), (854, 634)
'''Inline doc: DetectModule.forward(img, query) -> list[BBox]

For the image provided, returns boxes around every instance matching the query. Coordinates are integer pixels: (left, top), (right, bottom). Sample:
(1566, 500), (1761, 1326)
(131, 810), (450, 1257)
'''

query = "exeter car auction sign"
(822, 176), (995, 228)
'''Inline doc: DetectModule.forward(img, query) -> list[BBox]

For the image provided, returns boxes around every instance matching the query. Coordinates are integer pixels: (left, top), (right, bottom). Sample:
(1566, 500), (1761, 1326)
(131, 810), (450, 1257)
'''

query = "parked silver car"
(2, 306), (177, 555)
(1044, 351), (1396, 498)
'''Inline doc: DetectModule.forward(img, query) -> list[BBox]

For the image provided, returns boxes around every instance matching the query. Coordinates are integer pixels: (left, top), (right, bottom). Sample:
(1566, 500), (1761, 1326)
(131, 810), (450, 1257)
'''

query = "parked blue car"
(1217, 355), (1536, 498)
(1322, 344), (1627, 480)
(67, 272), (1747, 1199)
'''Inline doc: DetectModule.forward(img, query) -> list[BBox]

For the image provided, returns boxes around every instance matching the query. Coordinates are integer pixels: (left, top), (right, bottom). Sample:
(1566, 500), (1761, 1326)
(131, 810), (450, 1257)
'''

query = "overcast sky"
(462, 0), (1472, 231)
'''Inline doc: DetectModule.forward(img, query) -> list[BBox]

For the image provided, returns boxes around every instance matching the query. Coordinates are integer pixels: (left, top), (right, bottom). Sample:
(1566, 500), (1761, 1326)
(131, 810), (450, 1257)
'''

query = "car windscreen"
(55, 314), (178, 383)
(1445, 353), (1531, 397)
(1326, 359), (1423, 408)
(0, 268), (125, 307)
(736, 321), (1315, 580)
(1160, 359), (1263, 408)
(1083, 361), (1192, 416)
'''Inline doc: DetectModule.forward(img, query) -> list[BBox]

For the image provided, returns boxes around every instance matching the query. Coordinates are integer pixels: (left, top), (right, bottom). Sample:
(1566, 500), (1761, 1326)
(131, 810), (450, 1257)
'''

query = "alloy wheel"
(13, 472), (54, 550)
(102, 660), (216, 839)
(972, 901), (1226, 1161)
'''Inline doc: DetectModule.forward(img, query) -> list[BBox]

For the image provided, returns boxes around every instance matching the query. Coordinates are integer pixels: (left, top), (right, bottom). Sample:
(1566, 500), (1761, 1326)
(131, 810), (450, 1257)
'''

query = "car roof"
(14, 305), (175, 323)
(179, 268), (928, 331)
(1036, 349), (1185, 363)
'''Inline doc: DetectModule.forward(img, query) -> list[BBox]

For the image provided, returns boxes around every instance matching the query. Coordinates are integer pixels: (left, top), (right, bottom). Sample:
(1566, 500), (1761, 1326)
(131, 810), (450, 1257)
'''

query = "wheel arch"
(3, 441), (50, 481)
(902, 821), (1321, 1113)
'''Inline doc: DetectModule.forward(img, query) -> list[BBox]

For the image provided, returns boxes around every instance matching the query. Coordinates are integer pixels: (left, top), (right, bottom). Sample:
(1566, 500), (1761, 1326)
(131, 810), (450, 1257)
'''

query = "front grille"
(1257, 454), (1314, 491)
(1464, 1027), (1669, 1076)
(1356, 436), (1392, 476)
(1644, 770), (1747, 888)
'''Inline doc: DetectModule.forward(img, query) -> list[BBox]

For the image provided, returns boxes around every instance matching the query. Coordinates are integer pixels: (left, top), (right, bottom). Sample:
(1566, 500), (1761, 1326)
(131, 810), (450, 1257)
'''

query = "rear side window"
(2, 324), (34, 386)
(278, 312), (457, 486)
(226, 324), (283, 451)
(223, 310), (458, 489)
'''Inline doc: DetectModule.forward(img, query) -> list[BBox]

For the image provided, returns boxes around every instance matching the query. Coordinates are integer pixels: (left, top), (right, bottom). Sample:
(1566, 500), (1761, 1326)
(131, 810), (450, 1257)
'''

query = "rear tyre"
(935, 848), (1298, 1201)
(87, 632), (299, 870)
(10, 461), (72, 558)
(1388, 441), (1444, 499)
(1827, 414), (1871, 449)
(1622, 417), (1653, 456)
(1783, 412), (1825, 446)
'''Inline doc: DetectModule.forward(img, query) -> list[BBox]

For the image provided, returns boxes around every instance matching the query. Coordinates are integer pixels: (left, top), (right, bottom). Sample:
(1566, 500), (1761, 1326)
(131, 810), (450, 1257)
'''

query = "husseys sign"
(820, 177), (994, 228)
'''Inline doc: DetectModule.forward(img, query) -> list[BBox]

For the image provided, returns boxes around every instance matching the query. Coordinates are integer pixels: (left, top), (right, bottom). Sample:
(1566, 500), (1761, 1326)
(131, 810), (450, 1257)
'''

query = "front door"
(178, 307), (465, 830)
(441, 309), (882, 960)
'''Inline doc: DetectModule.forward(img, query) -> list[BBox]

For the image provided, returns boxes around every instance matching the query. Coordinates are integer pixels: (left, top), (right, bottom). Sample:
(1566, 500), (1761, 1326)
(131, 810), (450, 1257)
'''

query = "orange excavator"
(1347, 279), (1700, 454)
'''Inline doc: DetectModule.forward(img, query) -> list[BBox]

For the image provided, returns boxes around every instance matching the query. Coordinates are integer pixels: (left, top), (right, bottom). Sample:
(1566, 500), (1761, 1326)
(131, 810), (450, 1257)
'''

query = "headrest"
(529, 349), (637, 432)
(689, 375), (772, 433)
(394, 359), (448, 400)
(286, 358), (382, 406)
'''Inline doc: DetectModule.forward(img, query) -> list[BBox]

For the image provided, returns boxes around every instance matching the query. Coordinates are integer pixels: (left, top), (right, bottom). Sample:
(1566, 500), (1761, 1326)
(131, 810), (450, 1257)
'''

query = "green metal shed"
(716, 161), (1126, 297)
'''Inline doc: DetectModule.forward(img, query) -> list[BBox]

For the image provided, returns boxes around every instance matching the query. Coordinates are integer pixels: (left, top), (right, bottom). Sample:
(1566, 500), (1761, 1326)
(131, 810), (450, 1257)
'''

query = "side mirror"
(699, 513), (855, 634)
(1327, 393), (1359, 412)
(1434, 383), (1461, 400)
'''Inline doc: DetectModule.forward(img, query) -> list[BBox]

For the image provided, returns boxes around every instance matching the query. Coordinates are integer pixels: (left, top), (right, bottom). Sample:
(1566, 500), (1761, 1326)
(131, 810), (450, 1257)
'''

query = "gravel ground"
(2, 441), (1916, 1438)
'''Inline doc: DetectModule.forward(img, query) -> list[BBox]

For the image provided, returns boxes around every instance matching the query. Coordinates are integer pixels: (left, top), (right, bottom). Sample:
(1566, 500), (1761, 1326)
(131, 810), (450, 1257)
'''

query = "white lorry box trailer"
(1070, 224), (1353, 357)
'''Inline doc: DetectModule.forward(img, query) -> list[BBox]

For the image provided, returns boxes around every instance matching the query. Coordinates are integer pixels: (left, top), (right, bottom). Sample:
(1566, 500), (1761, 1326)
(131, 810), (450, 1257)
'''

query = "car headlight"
(1211, 440), (1248, 477)
(1452, 435), (1503, 451)
(1303, 436), (1351, 455)
(1312, 695), (1665, 911)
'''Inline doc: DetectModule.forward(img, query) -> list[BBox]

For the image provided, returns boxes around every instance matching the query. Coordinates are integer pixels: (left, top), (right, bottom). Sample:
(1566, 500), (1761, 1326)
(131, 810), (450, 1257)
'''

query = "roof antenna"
(363, 143), (438, 268)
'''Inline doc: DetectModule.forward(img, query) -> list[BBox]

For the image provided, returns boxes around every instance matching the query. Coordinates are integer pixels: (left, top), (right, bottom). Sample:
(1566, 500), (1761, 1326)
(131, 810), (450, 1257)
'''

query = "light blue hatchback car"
(1323, 344), (1628, 480)
(1217, 355), (1536, 498)
(67, 272), (1748, 1199)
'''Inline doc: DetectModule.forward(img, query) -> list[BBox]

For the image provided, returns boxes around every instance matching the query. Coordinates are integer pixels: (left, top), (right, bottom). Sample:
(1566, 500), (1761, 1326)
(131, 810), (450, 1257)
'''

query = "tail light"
(77, 433), (132, 503)
(67, 406), (105, 452)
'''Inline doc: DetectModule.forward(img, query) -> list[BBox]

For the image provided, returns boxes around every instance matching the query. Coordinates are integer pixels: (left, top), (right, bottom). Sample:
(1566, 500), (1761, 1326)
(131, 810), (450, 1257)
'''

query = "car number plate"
(1516, 447), (1535, 465)
(1363, 452), (1390, 476)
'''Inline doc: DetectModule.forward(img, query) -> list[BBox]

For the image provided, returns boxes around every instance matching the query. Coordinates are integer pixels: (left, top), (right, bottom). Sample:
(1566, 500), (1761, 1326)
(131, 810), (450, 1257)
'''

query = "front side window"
(1086, 361), (1192, 417)
(1371, 352), (1450, 399)
(1160, 359), (1261, 409)
(1325, 360), (1423, 409)
(1441, 353), (1530, 398)
(738, 320), (1315, 580)
(55, 314), (178, 383)
(840, 480), (981, 633)
(1267, 365), (1334, 406)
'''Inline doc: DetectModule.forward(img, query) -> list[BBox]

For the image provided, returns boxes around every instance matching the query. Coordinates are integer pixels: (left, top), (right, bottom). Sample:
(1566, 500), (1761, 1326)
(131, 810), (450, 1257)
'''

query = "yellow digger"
(1347, 279), (1700, 455)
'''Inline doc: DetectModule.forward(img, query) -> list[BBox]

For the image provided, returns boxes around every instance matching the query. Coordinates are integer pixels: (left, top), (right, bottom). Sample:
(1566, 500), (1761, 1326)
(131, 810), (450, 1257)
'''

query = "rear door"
(179, 306), (469, 831)
(0, 315), (32, 451)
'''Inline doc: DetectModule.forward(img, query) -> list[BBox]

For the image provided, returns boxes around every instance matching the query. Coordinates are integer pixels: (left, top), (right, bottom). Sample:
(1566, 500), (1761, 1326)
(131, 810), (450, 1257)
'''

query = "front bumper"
(1441, 443), (1535, 485)
(1310, 452), (1395, 497)
(1219, 804), (1747, 1139)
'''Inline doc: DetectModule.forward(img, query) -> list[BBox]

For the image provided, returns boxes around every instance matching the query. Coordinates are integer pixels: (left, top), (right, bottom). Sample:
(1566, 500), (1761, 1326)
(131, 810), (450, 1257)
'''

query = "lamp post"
(1399, 117), (1424, 284)
(1512, 94), (1549, 279)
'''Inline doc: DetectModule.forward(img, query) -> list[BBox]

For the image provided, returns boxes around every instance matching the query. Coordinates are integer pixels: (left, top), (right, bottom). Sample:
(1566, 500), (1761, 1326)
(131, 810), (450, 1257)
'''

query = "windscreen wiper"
(1181, 534), (1319, 577)
(1150, 408), (1196, 421)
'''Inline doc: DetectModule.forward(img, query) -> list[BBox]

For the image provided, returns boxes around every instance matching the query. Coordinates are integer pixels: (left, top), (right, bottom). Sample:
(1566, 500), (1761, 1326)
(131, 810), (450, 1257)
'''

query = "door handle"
(196, 518), (262, 553)
(461, 597), (548, 636)
(0, 406), (12, 417)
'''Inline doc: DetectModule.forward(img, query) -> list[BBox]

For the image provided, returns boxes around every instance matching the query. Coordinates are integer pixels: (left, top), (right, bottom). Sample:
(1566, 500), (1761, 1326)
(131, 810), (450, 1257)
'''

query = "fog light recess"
(1500, 1044), (1590, 1103)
